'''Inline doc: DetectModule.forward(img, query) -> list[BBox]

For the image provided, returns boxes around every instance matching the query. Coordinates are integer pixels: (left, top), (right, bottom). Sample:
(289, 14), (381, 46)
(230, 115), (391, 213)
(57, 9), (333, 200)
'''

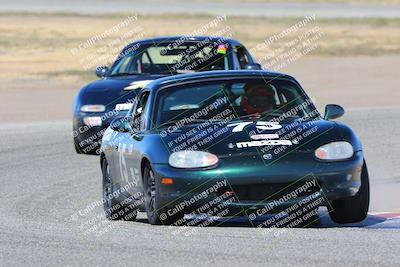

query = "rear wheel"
(143, 163), (183, 225)
(102, 158), (137, 221)
(329, 160), (370, 224)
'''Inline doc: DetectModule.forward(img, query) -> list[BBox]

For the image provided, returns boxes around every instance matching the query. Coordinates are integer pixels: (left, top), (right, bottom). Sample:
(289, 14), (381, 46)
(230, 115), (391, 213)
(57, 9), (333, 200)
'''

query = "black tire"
(329, 160), (370, 224)
(143, 164), (183, 225)
(102, 158), (138, 221)
(74, 141), (82, 154)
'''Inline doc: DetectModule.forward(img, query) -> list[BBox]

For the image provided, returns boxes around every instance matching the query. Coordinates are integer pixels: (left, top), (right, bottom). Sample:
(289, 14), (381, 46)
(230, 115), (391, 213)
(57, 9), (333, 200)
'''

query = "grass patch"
(0, 13), (399, 80)
(40, 70), (96, 82)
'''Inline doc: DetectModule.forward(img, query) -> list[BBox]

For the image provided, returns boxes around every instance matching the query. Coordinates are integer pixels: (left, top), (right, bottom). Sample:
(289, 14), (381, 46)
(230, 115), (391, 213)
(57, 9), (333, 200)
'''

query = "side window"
(235, 46), (251, 69)
(126, 98), (137, 118)
(118, 56), (132, 73)
(132, 92), (150, 131)
(111, 55), (136, 75)
(140, 52), (152, 73)
(142, 53), (150, 64)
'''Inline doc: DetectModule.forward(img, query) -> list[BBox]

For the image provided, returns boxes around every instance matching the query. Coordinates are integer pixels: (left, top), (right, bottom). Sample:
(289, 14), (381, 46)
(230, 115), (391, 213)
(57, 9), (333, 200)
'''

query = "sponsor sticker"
(83, 116), (102, 127)
(236, 140), (293, 148)
(115, 103), (133, 111)
(250, 134), (279, 140)
(217, 44), (227, 54)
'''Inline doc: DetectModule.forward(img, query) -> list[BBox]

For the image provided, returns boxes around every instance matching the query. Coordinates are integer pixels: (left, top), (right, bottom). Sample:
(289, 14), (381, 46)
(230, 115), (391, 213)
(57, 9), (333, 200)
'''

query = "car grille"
(220, 181), (321, 202)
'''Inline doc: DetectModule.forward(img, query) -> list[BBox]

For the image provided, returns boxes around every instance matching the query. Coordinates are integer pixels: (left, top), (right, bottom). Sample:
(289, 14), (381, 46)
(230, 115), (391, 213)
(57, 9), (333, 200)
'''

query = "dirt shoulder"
(1, 55), (398, 122)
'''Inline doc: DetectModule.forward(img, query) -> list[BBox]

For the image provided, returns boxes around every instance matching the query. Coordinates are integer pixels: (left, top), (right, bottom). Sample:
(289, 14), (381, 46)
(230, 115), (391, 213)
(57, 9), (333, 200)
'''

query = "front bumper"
(72, 111), (126, 154)
(151, 151), (364, 217)
(73, 120), (108, 154)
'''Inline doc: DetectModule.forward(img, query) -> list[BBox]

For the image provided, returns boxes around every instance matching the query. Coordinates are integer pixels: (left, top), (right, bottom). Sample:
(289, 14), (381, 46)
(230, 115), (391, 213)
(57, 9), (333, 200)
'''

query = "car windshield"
(154, 78), (319, 127)
(110, 41), (230, 76)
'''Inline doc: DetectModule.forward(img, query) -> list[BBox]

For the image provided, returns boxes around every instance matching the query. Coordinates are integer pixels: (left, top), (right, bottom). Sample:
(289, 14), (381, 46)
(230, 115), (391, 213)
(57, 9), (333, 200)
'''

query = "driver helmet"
(240, 83), (276, 115)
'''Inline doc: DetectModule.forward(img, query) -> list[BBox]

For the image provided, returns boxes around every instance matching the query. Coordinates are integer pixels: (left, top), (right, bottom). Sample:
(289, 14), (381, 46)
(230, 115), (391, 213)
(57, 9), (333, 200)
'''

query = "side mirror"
(244, 63), (262, 70)
(110, 117), (133, 132)
(324, 104), (345, 120)
(96, 65), (109, 78)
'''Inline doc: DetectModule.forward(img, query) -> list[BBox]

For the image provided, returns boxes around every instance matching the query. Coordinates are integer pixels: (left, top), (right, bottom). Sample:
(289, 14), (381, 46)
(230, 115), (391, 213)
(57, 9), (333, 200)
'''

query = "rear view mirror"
(324, 104), (345, 120)
(96, 65), (109, 78)
(110, 117), (133, 132)
(160, 48), (186, 55)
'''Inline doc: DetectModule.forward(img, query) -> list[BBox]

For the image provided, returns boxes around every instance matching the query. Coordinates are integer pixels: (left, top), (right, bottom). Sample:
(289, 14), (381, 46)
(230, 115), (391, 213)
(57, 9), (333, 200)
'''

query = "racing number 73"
(227, 121), (282, 133)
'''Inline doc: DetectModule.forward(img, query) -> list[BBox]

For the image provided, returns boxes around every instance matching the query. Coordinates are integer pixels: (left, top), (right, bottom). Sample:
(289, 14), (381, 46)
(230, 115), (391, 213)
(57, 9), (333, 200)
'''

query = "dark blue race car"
(73, 36), (260, 154)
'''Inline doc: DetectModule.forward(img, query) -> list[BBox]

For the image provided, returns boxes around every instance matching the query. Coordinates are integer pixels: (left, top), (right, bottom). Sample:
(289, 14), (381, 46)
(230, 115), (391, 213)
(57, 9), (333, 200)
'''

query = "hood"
(79, 74), (165, 107)
(157, 118), (354, 158)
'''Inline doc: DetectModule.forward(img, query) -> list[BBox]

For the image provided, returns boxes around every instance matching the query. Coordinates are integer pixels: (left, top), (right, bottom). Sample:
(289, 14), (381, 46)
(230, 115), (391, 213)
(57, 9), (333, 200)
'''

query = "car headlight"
(169, 151), (218, 168)
(81, 105), (106, 112)
(315, 141), (354, 161)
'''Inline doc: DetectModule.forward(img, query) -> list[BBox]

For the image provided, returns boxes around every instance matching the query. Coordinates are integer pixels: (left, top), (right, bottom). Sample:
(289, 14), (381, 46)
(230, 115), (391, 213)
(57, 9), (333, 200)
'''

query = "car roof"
(122, 35), (243, 51)
(145, 70), (297, 91)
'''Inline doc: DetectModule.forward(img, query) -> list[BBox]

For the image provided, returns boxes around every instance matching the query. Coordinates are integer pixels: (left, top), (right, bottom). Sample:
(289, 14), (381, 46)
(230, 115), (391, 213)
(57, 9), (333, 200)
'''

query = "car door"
(115, 91), (150, 196)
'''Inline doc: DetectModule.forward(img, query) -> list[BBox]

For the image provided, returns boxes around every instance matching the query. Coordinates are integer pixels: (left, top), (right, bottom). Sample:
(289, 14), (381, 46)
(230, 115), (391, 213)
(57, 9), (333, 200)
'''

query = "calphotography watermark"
(251, 15), (324, 71)
(71, 13), (145, 71)
(71, 175), (143, 238)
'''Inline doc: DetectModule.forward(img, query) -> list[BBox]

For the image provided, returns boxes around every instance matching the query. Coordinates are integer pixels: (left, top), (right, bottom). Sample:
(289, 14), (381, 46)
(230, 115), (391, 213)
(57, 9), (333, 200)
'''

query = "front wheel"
(329, 160), (370, 224)
(102, 158), (138, 221)
(143, 164), (183, 225)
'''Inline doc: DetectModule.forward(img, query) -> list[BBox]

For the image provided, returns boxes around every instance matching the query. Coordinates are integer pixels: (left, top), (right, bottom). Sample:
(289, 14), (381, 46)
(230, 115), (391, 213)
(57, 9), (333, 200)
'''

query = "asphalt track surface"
(1, 107), (400, 266)
(1, 0), (400, 18)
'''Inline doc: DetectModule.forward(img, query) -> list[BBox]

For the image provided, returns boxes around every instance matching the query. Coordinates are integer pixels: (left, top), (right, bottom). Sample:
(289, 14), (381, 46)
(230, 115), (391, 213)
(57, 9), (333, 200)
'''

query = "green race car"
(100, 70), (369, 226)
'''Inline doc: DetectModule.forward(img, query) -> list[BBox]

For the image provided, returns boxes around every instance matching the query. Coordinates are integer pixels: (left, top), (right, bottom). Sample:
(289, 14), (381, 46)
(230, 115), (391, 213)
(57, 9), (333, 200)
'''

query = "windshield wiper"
(261, 111), (300, 119)
(157, 120), (180, 129)
(156, 71), (179, 75)
(109, 72), (145, 77)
